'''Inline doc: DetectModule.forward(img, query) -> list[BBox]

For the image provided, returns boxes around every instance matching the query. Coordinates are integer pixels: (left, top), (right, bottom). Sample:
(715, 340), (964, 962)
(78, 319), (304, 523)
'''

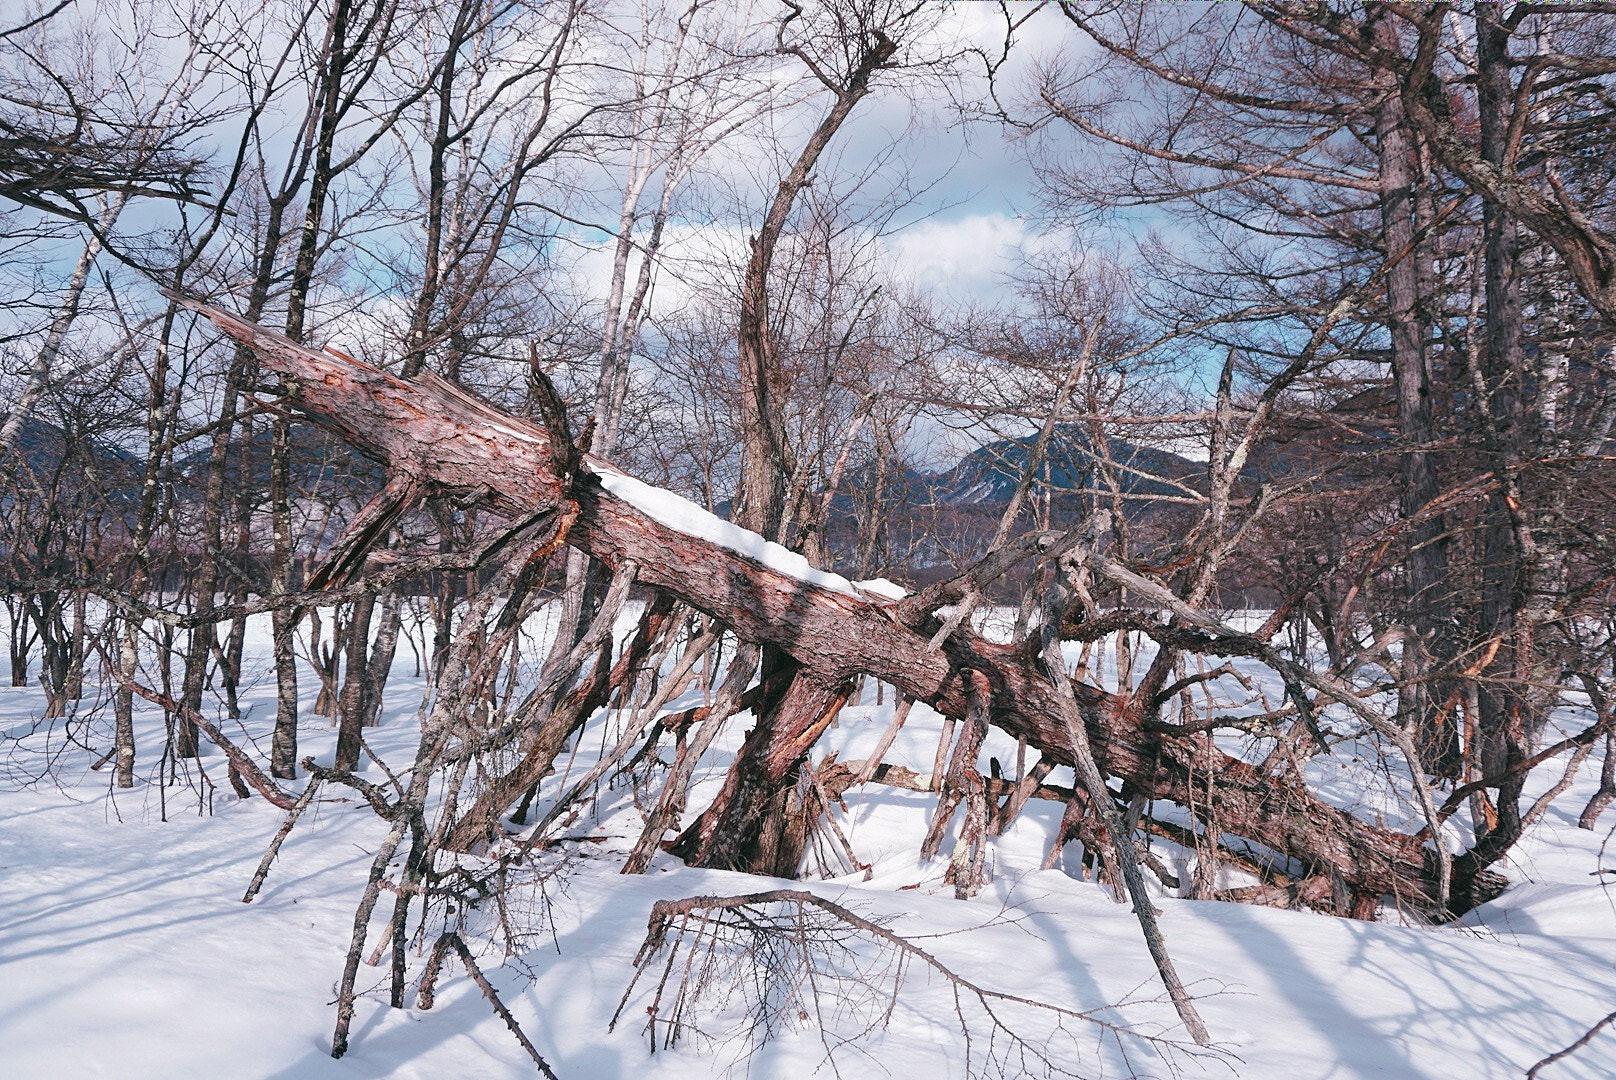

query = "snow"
(852, 577), (908, 602)
(1, 614), (1614, 1079)
(589, 460), (869, 598)
(585, 459), (910, 605)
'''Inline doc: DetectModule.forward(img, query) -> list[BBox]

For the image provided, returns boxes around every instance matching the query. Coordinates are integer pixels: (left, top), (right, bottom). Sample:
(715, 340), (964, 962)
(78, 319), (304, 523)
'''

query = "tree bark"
(333, 589), (377, 773)
(1470, 9), (1534, 861)
(1369, 5), (1456, 776)
(666, 667), (852, 876)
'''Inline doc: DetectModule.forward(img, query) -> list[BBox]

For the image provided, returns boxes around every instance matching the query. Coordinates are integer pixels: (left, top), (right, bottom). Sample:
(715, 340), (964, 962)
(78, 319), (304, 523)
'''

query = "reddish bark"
(666, 668), (853, 876)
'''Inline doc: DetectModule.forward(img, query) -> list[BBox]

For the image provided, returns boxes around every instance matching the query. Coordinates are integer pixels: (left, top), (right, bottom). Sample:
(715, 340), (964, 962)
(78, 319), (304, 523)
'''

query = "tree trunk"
(1369, 5), (1456, 776)
(114, 620), (138, 788)
(174, 296), (1523, 915)
(334, 590), (377, 773)
(1470, 9), (1535, 859)
(667, 668), (852, 877)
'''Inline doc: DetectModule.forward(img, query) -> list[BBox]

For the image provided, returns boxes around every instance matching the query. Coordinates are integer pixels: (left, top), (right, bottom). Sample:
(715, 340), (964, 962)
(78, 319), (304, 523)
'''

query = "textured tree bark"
(171, 295), (1508, 914)
(666, 667), (853, 876)
(1467, 9), (1537, 868)
(333, 589), (377, 773)
(1369, 5), (1457, 776)
(268, 415), (301, 779)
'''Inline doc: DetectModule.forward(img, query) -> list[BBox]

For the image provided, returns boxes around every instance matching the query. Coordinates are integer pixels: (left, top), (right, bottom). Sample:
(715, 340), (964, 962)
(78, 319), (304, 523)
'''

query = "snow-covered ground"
(2, 613), (1614, 1079)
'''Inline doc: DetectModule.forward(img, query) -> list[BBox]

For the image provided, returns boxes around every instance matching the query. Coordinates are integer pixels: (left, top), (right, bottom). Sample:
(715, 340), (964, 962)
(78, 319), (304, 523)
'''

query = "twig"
(242, 779), (322, 903)
(419, 931), (561, 1080)
(1527, 1008), (1616, 1079)
(613, 889), (1220, 1078)
(112, 672), (297, 809)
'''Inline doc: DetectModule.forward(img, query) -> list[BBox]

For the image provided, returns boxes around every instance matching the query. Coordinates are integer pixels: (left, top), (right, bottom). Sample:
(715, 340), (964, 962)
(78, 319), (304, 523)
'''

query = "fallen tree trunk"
(169, 293), (1504, 915)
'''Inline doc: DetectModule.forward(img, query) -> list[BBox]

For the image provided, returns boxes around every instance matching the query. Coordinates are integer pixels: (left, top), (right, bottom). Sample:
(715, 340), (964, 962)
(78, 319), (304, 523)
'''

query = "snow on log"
(168, 292), (1481, 914)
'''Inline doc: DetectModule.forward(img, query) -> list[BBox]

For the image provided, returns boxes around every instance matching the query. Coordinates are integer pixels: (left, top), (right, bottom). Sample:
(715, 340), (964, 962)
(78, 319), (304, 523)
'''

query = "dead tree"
(1042, 0), (1616, 895)
(167, 292), (1555, 920)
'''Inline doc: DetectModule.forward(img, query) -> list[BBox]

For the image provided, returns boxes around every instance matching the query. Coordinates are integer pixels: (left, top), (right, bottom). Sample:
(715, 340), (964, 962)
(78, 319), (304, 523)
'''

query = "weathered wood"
(941, 670), (992, 899)
(438, 594), (667, 854)
(666, 667), (853, 876)
(921, 672), (988, 862)
(169, 294), (1480, 913)
(160, 295), (573, 517)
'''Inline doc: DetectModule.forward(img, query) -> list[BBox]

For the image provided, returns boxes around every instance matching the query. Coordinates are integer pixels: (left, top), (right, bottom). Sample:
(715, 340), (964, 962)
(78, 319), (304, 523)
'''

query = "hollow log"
(170, 294), (1495, 915)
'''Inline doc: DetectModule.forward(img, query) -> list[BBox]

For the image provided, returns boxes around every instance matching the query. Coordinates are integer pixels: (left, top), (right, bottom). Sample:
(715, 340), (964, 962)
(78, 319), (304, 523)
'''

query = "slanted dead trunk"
(171, 295), (1521, 915)
(667, 668), (853, 876)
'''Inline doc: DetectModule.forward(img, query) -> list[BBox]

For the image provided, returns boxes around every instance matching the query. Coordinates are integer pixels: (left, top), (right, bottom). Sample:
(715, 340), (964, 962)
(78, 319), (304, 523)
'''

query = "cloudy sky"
(564, 0), (1097, 317)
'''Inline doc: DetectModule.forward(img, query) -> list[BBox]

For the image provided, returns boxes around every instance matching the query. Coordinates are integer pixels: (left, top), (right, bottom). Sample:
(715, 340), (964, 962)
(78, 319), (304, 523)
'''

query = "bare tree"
(1038, 3), (1616, 884)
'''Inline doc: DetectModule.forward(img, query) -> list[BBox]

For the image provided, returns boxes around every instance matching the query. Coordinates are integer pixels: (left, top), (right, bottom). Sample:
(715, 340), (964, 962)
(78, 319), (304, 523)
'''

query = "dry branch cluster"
(611, 889), (1213, 1079)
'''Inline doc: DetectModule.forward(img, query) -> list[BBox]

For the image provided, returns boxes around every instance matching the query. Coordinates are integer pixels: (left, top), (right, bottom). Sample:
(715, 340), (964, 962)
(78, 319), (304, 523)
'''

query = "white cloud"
(881, 212), (1073, 304)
